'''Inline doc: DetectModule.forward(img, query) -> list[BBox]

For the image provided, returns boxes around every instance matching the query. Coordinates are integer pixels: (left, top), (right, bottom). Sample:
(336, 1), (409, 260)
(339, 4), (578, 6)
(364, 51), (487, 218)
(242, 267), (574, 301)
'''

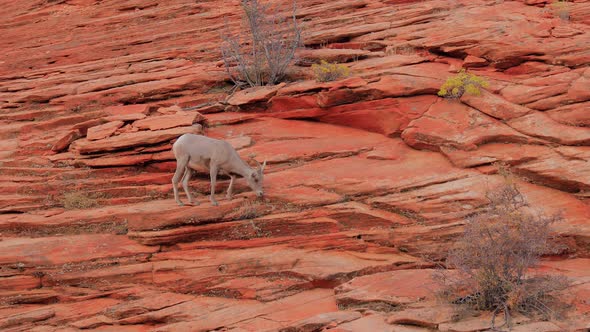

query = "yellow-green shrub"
(312, 60), (350, 82)
(438, 69), (489, 99)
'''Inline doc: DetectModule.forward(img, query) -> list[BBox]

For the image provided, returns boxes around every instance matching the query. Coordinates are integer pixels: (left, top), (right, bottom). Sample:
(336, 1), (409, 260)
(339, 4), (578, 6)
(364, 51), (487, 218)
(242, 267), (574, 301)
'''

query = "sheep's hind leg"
(209, 165), (219, 206)
(172, 156), (188, 206)
(226, 175), (236, 200)
(182, 167), (198, 205)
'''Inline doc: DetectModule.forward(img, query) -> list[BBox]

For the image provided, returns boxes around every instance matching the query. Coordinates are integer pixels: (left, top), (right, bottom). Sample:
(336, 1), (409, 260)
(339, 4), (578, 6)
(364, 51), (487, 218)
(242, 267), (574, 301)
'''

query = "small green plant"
(551, 0), (570, 21)
(311, 60), (350, 82)
(62, 192), (99, 209)
(437, 69), (489, 99)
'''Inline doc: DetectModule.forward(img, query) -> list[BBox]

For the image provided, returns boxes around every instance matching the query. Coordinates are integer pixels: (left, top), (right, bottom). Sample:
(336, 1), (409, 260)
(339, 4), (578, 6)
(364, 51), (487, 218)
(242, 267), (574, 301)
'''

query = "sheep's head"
(247, 159), (266, 197)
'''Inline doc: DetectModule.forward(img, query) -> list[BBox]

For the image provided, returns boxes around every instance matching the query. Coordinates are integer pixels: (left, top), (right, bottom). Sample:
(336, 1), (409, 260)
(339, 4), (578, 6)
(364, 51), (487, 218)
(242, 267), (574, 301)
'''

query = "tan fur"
(172, 134), (266, 206)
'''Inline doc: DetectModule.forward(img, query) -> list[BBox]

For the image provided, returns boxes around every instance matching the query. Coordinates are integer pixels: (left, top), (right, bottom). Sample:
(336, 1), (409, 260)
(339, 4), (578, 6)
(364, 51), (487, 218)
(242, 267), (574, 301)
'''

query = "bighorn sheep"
(172, 133), (266, 206)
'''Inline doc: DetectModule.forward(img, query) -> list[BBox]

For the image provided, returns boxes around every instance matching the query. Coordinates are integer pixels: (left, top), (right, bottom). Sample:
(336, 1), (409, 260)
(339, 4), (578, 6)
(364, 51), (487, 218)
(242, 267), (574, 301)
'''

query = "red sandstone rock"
(386, 305), (456, 328)
(0, 308), (55, 329)
(227, 83), (286, 106)
(460, 90), (532, 120)
(335, 69), (441, 104)
(46, 297), (122, 327)
(511, 322), (563, 332)
(438, 313), (529, 332)
(349, 55), (426, 73)
(51, 129), (82, 152)
(0, 275), (41, 291)
(335, 269), (440, 307)
(318, 95), (435, 137)
(147, 289), (337, 331)
(296, 48), (371, 64)
(305, 22), (391, 45)
(462, 55), (488, 68)
(104, 112), (147, 122)
(296, 0), (367, 19)
(265, 186), (343, 207)
(155, 105), (183, 115)
(87, 120), (124, 141)
(133, 112), (203, 131)
(70, 126), (201, 154)
(1, 0), (589, 330)
(0, 289), (59, 306)
(72, 118), (108, 135)
(268, 94), (319, 113)
(69, 315), (114, 329)
(276, 77), (368, 96)
(341, 315), (430, 332)
(205, 112), (258, 126)
(78, 153), (156, 167)
(115, 123), (139, 134)
(105, 291), (194, 320)
(501, 82), (570, 106)
(103, 104), (151, 116)
(508, 112), (590, 145)
(402, 99), (537, 151)
(552, 25), (584, 38)
(546, 102), (590, 126)
(190, 102), (226, 114)
(279, 311), (362, 332)
(0, 234), (158, 267)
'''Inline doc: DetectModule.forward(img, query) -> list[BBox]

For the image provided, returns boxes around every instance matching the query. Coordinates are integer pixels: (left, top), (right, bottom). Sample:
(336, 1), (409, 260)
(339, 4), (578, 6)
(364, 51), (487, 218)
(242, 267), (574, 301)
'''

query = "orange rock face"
(87, 121), (124, 140)
(0, 0), (589, 331)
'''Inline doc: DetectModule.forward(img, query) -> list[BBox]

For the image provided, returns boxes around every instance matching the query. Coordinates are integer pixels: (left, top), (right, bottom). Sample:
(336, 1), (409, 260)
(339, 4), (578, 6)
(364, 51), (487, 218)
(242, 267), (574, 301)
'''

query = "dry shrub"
(551, 0), (570, 21)
(62, 192), (99, 209)
(221, 0), (301, 87)
(385, 45), (416, 56)
(437, 174), (568, 327)
(438, 69), (489, 99)
(311, 60), (350, 82)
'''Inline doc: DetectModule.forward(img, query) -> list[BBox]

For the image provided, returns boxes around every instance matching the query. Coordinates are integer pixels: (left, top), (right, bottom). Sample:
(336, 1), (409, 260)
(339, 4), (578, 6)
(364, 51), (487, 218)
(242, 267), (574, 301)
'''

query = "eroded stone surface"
(87, 121), (124, 141)
(0, 0), (588, 331)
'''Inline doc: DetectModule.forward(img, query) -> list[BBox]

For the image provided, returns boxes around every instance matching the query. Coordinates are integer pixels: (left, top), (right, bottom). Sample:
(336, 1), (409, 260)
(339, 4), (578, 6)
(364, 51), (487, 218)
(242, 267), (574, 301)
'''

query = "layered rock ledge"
(0, 0), (589, 331)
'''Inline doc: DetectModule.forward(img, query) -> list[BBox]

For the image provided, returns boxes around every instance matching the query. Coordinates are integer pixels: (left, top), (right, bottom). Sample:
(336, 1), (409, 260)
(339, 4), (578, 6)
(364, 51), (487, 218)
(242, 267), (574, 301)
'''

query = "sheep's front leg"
(226, 175), (236, 200)
(182, 167), (198, 205)
(209, 165), (219, 206)
(172, 156), (189, 206)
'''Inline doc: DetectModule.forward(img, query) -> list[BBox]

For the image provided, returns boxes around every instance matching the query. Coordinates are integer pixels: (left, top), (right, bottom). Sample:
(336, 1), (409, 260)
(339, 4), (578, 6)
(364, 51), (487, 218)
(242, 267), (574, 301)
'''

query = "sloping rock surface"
(0, 0), (589, 331)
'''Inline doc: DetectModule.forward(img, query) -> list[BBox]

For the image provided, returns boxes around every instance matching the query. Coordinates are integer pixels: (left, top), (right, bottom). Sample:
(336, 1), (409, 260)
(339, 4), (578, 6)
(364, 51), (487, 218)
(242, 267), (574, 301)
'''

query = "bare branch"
(220, 0), (301, 88)
(437, 166), (569, 322)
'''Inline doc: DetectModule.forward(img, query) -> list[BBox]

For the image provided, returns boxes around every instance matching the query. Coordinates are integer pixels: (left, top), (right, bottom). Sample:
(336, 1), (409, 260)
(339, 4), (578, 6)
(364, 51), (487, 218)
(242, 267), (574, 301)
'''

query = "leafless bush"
(437, 175), (568, 328)
(221, 0), (301, 87)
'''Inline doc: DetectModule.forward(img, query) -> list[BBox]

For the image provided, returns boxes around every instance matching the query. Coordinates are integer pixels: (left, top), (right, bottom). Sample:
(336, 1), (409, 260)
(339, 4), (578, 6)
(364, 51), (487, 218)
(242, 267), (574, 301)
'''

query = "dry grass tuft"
(62, 192), (99, 209)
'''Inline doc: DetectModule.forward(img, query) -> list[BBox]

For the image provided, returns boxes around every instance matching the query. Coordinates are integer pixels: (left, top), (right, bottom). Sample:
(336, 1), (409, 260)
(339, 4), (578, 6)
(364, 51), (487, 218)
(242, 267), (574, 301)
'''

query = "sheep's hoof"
(226, 195), (233, 201)
(211, 201), (219, 206)
(176, 201), (185, 206)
